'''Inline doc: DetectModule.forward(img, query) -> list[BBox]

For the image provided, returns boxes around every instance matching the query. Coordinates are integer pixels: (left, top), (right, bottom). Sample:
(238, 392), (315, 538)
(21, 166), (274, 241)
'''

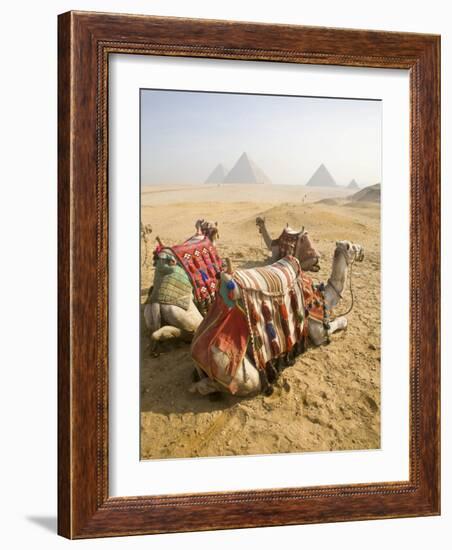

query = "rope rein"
(328, 249), (357, 320)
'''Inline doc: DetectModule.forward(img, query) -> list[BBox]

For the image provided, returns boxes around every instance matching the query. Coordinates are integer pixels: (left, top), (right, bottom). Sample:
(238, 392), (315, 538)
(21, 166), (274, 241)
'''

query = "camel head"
(195, 219), (220, 242)
(335, 240), (365, 264)
(255, 216), (266, 233)
(152, 248), (178, 273)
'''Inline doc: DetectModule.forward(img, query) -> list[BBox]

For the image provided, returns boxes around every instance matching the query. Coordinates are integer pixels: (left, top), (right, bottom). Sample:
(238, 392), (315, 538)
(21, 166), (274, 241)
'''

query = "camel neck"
(325, 250), (348, 308)
(259, 222), (274, 249)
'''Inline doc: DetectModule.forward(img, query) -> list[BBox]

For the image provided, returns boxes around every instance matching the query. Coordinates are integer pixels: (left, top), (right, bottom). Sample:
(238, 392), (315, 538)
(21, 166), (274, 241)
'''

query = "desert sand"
(140, 184), (380, 459)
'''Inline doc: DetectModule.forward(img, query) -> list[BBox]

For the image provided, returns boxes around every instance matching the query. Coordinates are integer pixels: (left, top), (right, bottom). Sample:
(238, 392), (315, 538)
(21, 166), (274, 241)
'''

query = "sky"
(141, 89), (381, 187)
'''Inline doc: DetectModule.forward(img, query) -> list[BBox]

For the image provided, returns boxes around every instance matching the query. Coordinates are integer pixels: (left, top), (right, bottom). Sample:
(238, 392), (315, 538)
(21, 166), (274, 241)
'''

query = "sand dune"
(140, 184), (380, 459)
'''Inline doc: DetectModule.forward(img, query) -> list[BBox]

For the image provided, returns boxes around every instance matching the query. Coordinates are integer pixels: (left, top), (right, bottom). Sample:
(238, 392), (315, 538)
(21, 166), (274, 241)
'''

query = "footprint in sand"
(363, 394), (379, 413)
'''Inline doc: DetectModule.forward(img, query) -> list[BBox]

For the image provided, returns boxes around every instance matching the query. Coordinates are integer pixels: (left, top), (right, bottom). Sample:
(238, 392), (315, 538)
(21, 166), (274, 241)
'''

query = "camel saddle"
(272, 228), (320, 265)
(169, 236), (223, 314)
(191, 256), (310, 394)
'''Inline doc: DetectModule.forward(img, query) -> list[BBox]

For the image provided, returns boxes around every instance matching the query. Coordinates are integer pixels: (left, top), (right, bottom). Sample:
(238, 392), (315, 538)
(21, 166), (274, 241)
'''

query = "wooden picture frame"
(58, 11), (440, 538)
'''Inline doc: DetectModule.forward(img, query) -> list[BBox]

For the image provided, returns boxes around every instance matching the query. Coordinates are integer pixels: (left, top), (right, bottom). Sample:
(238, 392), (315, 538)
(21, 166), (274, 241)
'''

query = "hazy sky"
(141, 89), (381, 187)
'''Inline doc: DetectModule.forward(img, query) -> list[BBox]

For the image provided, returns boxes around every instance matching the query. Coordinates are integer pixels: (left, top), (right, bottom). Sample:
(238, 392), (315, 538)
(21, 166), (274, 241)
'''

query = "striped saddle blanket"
(191, 256), (326, 394)
(170, 236), (223, 314)
(234, 256), (307, 371)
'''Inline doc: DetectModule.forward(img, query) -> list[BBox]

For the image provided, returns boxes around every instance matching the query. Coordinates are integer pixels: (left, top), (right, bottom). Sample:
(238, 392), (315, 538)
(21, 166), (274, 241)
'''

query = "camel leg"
(189, 377), (223, 395)
(327, 316), (348, 336)
(149, 325), (183, 356)
(308, 316), (347, 346)
(151, 325), (183, 341)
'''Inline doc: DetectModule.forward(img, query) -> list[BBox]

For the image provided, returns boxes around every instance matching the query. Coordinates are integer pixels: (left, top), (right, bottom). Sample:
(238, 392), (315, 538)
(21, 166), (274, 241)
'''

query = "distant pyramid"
(205, 163), (228, 184)
(306, 164), (337, 187)
(347, 178), (359, 189)
(223, 152), (271, 184)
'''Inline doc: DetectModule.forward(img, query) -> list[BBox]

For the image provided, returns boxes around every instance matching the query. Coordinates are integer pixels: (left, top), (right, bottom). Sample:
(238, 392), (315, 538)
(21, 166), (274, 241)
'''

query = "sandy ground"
(140, 184), (380, 459)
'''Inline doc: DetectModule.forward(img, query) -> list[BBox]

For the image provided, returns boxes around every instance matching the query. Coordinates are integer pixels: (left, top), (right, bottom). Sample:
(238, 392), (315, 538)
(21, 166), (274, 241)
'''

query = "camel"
(190, 240), (364, 396)
(256, 216), (320, 271)
(143, 220), (221, 353)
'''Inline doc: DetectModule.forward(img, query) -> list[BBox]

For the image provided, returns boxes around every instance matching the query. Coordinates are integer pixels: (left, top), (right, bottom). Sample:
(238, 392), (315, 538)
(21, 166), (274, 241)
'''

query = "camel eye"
(346, 243), (350, 250)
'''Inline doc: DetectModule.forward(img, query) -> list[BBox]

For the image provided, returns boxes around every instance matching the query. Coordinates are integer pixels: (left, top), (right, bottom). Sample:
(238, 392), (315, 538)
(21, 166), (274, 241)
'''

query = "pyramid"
(305, 164), (337, 187)
(347, 179), (359, 189)
(205, 163), (228, 184)
(223, 152), (271, 184)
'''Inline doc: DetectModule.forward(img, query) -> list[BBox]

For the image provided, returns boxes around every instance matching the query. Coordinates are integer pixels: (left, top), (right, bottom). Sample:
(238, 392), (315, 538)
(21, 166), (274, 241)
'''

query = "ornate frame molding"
(58, 11), (440, 538)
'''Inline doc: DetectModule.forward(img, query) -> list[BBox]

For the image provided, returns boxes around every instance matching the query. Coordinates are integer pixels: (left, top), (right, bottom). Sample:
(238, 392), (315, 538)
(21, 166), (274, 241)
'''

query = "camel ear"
(215, 221), (218, 226)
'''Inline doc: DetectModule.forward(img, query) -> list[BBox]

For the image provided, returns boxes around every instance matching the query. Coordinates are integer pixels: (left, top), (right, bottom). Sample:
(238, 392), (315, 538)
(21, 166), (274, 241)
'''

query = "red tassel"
(286, 335), (294, 352)
(295, 324), (302, 341)
(249, 302), (260, 325)
(270, 340), (280, 356)
(279, 303), (289, 320)
(261, 302), (272, 322)
(281, 317), (290, 336)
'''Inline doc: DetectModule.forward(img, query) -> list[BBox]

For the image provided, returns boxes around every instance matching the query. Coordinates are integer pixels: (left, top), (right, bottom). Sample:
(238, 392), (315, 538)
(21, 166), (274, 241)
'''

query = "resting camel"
(143, 220), (221, 353)
(190, 240), (364, 396)
(256, 216), (320, 271)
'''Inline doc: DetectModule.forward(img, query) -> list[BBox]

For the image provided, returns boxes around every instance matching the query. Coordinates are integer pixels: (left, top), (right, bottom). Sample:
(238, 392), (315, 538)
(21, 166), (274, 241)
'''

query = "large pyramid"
(306, 163), (337, 187)
(347, 178), (359, 189)
(205, 163), (228, 184)
(223, 152), (271, 184)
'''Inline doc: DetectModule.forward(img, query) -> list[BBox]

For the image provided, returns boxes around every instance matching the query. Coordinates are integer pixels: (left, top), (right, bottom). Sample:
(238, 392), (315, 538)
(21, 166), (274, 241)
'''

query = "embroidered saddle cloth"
(272, 229), (320, 268)
(170, 236), (223, 314)
(191, 256), (325, 394)
(149, 260), (193, 310)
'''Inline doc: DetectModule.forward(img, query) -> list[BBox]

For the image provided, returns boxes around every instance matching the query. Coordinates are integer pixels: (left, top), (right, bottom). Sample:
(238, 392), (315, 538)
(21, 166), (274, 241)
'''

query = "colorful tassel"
(286, 335), (294, 352)
(279, 303), (289, 320)
(261, 302), (272, 322)
(266, 322), (277, 340)
(254, 333), (263, 349)
(226, 280), (236, 290)
(281, 317), (290, 336)
(249, 302), (260, 325)
(270, 340), (280, 356)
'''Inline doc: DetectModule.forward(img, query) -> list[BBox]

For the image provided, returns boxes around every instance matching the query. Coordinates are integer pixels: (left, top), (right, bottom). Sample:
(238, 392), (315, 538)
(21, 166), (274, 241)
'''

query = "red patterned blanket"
(170, 236), (223, 314)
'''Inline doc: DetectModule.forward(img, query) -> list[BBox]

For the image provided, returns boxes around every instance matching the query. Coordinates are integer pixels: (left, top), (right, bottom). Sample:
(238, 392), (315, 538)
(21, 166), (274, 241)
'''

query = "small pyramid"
(306, 164), (337, 187)
(223, 152), (271, 184)
(205, 163), (227, 184)
(347, 179), (359, 189)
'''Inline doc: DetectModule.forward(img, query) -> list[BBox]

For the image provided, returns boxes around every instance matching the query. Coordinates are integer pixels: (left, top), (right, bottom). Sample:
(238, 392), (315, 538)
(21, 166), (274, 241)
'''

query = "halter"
(328, 245), (361, 321)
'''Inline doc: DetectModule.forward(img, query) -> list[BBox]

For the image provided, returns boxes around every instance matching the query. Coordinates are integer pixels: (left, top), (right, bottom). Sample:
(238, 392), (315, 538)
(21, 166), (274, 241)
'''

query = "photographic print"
(140, 89), (381, 460)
